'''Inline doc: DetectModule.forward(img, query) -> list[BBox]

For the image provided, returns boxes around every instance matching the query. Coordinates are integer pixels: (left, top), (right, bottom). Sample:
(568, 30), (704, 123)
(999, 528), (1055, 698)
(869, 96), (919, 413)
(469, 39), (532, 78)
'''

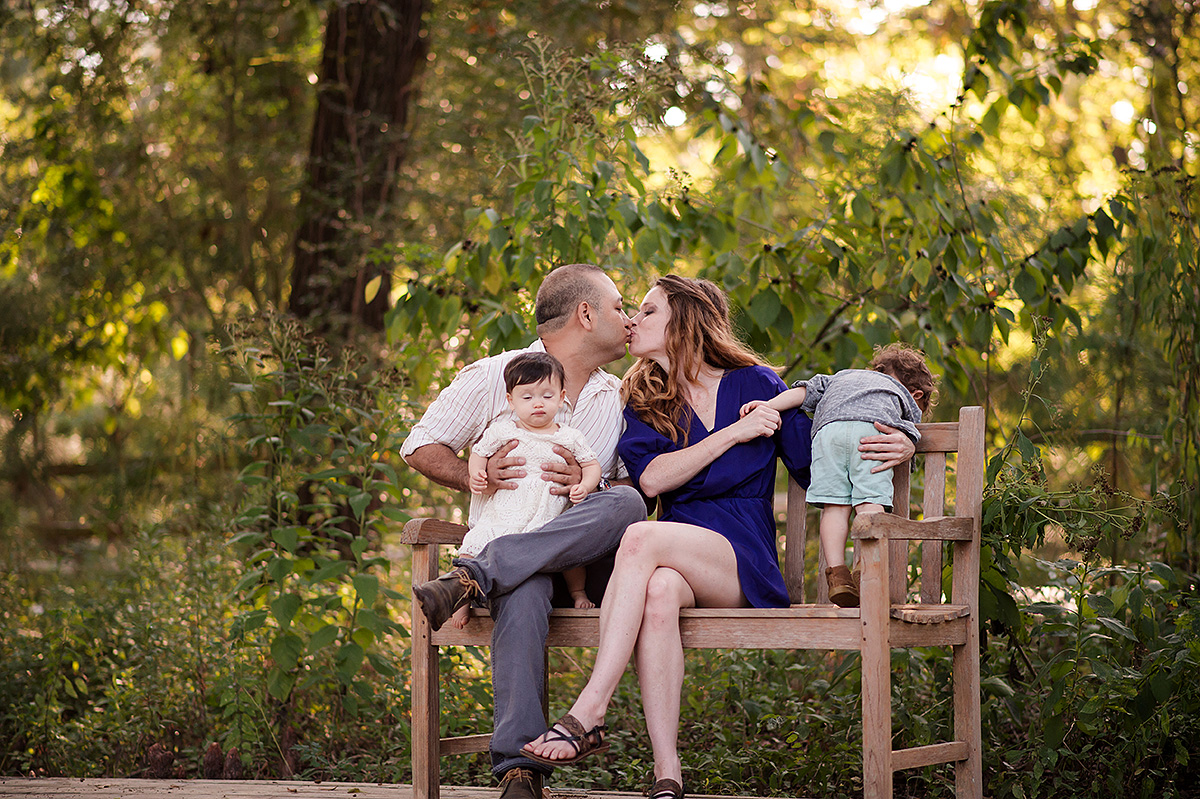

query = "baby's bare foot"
(448, 604), (470, 629)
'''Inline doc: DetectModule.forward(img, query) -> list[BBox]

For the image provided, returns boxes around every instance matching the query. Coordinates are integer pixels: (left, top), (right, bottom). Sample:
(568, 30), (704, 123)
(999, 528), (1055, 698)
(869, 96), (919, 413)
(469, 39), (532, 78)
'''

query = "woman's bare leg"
(636, 567), (694, 785)
(522, 520), (745, 761)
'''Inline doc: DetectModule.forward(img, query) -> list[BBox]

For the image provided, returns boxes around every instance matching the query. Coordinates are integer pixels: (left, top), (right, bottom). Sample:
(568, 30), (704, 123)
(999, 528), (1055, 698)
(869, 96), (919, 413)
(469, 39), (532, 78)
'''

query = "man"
(401, 264), (647, 799)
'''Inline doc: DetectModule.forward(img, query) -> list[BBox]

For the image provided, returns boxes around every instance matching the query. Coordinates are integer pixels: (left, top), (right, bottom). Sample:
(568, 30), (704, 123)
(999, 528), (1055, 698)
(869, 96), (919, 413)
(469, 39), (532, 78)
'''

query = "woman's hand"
(726, 403), (781, 443)
(858, 422), (916, 472)
(739, 399), (768, 418)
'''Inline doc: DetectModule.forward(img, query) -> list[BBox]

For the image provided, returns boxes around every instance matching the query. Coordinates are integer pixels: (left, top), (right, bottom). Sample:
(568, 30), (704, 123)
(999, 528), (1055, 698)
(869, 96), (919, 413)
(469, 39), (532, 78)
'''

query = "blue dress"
(617, 365), (813, 608)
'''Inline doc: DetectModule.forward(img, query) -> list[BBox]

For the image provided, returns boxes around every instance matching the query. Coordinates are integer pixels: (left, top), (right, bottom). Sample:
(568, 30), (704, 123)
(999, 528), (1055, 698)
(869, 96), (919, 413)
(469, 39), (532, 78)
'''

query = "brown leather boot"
(498, 767), (544, 799)
(413, 566), (482, 632)
(826, 565), (860, 608)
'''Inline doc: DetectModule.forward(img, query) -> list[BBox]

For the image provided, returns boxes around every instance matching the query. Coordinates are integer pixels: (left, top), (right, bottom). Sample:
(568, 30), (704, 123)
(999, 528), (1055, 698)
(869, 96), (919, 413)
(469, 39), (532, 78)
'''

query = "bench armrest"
(401, 518), (469, 545)
(851, 514), (973, 542)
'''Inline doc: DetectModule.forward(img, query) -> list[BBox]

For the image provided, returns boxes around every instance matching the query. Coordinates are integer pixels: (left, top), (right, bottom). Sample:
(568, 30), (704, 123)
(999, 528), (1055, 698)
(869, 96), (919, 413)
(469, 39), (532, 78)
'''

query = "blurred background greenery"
(1, 1), (1197, 796)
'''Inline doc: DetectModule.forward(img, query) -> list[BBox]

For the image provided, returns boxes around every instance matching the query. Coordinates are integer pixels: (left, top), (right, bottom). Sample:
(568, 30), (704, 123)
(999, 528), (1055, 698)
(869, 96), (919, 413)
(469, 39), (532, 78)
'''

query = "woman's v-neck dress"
(617, 365), (812, 608)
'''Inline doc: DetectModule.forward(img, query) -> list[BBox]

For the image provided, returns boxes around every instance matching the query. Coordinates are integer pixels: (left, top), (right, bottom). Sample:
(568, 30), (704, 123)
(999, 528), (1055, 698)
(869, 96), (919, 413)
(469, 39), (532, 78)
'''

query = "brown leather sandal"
(648, 778), (684, 799)
(521, 713), (609, 767)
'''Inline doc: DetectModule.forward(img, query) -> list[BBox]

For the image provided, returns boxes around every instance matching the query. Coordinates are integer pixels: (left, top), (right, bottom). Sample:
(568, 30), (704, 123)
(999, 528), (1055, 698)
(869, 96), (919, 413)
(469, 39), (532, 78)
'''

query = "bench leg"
(953, 631), (982, 799)
(859, 538), (892, 799)
(411, 544), (441, 799)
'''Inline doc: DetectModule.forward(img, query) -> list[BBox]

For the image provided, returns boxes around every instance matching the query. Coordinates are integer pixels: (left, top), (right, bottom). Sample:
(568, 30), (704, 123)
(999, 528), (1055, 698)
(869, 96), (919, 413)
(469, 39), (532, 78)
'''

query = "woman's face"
(629, 286), (671, 363)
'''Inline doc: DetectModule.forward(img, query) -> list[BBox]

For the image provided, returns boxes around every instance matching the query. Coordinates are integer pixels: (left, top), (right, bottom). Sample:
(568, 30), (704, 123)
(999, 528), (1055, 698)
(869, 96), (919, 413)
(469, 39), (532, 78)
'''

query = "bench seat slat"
(430, 607), (969, 649)
(438, 734), (491, 755)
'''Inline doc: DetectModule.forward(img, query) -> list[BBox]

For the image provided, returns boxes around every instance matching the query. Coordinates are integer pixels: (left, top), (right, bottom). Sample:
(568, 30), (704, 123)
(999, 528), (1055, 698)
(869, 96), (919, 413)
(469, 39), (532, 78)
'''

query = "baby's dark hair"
(870, 343), (936, 412)
(504, 352), (566, 393)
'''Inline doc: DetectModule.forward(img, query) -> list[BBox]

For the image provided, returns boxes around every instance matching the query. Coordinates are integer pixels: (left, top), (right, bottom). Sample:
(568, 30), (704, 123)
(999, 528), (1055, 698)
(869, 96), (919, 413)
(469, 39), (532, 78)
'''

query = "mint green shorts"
(806, 420), (895, 508)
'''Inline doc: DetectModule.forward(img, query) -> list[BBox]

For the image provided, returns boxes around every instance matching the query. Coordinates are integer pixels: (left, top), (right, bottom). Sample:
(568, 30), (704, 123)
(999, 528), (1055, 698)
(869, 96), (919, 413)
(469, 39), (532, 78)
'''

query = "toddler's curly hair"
(870, 343), (936, 412)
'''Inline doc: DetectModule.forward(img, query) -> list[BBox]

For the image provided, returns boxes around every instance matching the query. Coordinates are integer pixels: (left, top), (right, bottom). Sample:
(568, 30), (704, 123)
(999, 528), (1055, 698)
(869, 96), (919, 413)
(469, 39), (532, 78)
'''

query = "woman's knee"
(642, 568), (689, 626)
(616, 520), (665, 562)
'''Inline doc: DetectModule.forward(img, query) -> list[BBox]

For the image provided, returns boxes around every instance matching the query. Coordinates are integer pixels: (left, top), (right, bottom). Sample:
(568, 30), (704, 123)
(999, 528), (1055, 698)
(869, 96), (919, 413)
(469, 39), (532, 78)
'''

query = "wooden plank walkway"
(0, 780), (780, 799)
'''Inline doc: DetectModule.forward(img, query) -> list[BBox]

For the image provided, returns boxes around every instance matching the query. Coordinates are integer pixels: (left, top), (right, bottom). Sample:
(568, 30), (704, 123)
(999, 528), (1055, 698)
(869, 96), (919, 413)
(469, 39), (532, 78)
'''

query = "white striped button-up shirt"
(400, 340), (628, 528)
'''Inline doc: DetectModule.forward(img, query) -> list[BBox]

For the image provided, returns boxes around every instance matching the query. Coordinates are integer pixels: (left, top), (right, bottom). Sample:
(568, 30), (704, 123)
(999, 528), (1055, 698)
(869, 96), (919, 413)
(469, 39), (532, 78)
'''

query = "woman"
(521, 275), (914, 799)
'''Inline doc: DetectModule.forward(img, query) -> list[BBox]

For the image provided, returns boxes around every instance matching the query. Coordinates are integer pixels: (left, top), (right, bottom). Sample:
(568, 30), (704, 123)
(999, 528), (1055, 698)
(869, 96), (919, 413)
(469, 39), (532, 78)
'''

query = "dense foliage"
(2, 0), (1198, 796)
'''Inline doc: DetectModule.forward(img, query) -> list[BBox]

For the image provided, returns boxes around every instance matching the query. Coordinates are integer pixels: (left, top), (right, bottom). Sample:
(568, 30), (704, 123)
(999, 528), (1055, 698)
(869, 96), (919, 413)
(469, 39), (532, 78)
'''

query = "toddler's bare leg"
(819, 504), (853, 568)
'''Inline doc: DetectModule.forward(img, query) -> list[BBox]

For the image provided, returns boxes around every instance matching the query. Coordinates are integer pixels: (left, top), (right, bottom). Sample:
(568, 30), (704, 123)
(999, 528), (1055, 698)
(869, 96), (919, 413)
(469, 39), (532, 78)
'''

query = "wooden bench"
(403, 406), (985, 799)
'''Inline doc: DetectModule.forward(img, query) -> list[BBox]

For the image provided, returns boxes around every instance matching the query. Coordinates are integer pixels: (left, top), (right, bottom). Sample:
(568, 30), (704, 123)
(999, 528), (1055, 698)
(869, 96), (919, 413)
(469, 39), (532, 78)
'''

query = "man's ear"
(911, 389), (925, 405)
(575, 301), (593, 330)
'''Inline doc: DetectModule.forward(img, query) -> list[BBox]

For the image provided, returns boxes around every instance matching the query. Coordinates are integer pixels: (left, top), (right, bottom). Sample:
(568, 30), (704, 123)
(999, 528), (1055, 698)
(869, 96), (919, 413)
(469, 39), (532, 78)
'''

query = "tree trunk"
(289, 0), (427, 334)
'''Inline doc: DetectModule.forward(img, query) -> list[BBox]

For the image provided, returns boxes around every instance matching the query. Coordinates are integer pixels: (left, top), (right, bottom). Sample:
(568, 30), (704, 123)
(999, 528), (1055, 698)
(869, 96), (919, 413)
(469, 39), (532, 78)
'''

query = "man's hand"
(858, 422), (916, 473)
(481, 440), (525, 495)
(543, 444), (583, 496)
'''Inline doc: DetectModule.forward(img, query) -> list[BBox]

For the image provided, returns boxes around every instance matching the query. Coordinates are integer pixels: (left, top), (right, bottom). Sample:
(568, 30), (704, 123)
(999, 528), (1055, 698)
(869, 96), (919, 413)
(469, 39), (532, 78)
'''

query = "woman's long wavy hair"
(622, 275), (768, 446)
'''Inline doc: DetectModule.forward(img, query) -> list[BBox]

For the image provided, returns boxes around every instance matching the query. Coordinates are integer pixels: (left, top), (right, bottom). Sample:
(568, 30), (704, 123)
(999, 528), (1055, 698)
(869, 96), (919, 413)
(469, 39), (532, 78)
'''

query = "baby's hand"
(568, 483), (589, 503)
(740, 399), (768, 418)
(448, 604), (470, 629)
(571, 592), (595, 610)
(469, 469), (489, 495)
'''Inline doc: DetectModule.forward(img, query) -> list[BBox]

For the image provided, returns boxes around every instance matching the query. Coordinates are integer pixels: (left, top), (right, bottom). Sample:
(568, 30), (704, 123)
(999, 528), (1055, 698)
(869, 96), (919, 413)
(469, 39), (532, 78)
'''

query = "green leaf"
(1095, 616), (1137, 642)
(850, 193), (874, 225)
(232, 568), (265, 595)
(228, 530), (265, 547)
(980, 675), (1016, 697)
(634, 227), (659, 263)
(270, 631), (305, 671)
(302, 467), (353, 480)
(351, 626), (376, 648)
(353, 573), (379, 607)
(308, 624), (339, 653)
(364, 275), (383, 305)
(1149, 562), (1176, 587)
(271, 592), (302, 627)
(237, 609), (269, 634)
(336, 642), (365, 684)
(267, 555), (292, 583)
(1015, 429), (1037, 462)
(267, 667), (297, 701)
(748, 289), (781, 330)
(380, 506), (410, 523)
(272, 526), (302, 553)
(910, 257), (932, 286)
(349, 491), (371, 519)
(366, 652), (398, 677)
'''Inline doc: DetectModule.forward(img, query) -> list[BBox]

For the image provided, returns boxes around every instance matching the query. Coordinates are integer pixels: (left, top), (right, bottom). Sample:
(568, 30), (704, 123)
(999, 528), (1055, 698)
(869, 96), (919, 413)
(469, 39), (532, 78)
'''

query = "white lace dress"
(459, 418), (598, 557)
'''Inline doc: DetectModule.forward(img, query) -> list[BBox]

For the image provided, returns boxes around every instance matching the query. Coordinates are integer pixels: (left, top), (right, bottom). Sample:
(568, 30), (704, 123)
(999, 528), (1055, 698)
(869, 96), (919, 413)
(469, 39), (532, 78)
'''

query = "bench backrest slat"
(921, 452), (948, 603)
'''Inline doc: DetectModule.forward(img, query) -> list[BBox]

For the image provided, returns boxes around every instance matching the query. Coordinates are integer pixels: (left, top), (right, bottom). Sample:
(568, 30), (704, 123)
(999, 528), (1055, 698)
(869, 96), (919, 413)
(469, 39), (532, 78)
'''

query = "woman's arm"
(637, 404), (781, 498)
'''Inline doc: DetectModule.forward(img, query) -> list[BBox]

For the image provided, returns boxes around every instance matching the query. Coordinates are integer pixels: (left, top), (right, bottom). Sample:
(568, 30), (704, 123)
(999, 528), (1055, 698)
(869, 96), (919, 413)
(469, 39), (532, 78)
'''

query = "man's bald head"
(535, 264), (607, 334)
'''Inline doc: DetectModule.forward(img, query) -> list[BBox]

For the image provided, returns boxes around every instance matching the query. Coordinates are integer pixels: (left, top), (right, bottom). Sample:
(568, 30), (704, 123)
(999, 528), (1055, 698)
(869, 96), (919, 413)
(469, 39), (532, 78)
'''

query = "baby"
(450, 351), (602, 628)
(741, 344), (934, 607)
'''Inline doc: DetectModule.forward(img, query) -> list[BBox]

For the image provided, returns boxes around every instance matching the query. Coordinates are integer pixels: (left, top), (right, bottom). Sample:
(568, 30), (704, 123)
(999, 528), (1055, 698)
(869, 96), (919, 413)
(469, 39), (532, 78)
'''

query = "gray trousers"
(452, 485), (646, 777)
